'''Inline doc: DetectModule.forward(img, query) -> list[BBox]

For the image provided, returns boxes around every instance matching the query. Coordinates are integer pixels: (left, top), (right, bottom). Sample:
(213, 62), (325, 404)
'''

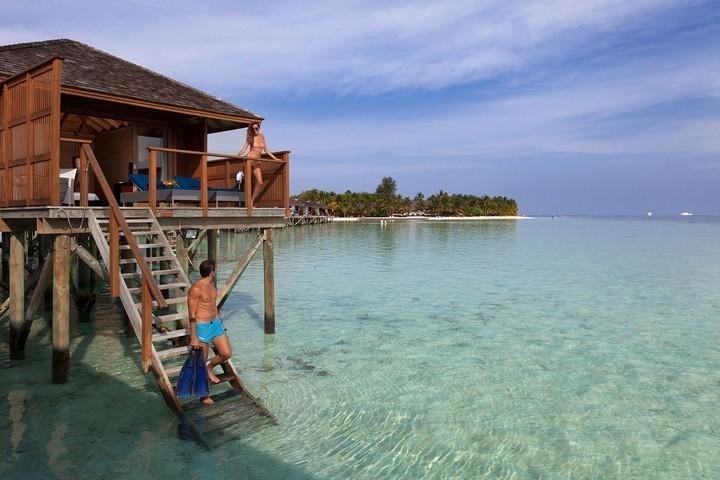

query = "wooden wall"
(0, 58), (62, 206)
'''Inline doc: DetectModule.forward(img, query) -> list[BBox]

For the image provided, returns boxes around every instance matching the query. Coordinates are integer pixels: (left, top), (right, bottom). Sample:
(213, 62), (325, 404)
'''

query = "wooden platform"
(0, 206), (286, 233)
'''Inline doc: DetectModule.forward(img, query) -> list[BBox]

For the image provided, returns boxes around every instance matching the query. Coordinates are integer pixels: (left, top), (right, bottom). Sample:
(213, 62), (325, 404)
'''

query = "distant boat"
(680, 212), (693, 216)
(647, 212), (653, 217)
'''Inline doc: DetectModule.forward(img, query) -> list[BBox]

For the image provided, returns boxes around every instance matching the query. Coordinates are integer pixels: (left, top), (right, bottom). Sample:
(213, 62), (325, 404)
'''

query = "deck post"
(9, 232), (26, 359)
(52, 234), (70, 384)
(149, 150), (157, 213)
(207, 229), (218, 286)
(244, 159), (253, 216)
(200, 154), (208, 216)
(263, 228), (275, 334)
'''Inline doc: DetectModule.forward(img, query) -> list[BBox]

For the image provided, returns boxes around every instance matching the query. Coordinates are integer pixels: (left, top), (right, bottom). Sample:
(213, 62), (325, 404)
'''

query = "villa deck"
(0, 206), (287, 233)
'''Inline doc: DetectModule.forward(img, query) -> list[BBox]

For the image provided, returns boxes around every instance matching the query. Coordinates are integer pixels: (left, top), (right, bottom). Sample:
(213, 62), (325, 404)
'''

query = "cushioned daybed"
(120, 174), (244, 207)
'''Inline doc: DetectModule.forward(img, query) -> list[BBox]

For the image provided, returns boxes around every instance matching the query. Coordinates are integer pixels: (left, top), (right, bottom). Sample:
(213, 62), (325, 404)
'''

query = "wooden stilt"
(207, 229), (218, 286)
(263, 228), (275, 334)
(9, 233), (26, 359)
(216, 232), (263, 309)
(52, 235), (70, 384)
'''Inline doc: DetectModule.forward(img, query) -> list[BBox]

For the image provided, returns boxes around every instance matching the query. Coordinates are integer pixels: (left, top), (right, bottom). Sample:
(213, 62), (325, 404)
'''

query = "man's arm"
(187, 286), (200, 347)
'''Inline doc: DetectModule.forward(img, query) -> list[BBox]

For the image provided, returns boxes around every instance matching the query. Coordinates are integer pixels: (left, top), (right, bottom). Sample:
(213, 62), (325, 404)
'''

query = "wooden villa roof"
(0, 39), (262, 123)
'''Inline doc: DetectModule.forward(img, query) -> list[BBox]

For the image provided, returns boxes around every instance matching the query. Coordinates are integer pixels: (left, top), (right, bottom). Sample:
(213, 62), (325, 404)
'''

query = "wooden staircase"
(87, 207), (272, 423)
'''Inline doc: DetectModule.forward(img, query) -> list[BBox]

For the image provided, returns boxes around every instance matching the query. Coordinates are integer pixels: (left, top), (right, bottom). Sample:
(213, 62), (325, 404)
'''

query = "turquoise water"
(2, 217), (720, 479)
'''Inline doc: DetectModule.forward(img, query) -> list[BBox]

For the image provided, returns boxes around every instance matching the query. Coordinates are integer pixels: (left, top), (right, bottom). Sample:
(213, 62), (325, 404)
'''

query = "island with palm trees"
(295, 177), (519, 218)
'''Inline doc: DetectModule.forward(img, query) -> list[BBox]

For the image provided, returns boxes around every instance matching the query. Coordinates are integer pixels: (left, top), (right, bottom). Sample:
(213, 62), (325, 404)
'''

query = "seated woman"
(237, 123), (279, 204)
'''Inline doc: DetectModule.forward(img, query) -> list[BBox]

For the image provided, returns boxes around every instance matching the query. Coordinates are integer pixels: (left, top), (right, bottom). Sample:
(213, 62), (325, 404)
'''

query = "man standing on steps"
(187, 259), (233, 405)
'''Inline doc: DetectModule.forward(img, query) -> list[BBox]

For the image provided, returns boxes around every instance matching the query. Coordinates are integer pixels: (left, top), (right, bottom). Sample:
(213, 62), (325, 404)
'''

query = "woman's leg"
(252, 165), (264, 204)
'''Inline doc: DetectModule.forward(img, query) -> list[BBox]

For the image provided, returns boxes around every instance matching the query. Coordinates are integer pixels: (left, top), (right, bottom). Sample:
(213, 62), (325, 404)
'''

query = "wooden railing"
(146, 147), (290, 217)
(61, 138), (168, 371)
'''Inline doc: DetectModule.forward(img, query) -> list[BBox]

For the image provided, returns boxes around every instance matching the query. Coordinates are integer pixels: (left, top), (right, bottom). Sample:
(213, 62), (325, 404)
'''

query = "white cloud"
(208, 42), (720, 166)
(1, 0), (689, 94)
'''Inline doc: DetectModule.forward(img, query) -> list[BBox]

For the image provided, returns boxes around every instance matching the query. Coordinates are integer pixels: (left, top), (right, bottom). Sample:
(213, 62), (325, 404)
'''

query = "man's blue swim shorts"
(196, 317), (226, 343)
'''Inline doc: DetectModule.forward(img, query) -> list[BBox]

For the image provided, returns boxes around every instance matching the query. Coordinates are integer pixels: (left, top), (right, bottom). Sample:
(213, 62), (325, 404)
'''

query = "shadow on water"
(222, 291), (263, 331)
(0, 305), (318, 480)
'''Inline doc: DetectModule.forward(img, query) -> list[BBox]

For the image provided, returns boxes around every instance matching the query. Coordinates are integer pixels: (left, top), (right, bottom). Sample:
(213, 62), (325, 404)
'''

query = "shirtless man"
(187, 259), (232, 405)
(237, 123), (280, 204)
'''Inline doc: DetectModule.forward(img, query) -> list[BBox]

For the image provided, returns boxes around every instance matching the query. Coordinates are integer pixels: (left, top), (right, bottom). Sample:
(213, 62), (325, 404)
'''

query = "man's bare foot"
(201, 396), (215, 405)
(207, 369), (220, 384)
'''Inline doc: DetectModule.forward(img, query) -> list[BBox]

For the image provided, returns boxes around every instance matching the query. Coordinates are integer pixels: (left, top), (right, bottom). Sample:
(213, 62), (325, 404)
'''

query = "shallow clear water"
(2, 217), (720, 479)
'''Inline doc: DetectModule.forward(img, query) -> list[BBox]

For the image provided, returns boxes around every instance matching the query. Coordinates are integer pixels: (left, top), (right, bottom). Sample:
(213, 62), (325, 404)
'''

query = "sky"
(3, 0), (720, 214)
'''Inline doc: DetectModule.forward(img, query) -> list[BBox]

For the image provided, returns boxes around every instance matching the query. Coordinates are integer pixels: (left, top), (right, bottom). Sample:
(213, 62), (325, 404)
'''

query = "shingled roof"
(0, 39), (261, 120)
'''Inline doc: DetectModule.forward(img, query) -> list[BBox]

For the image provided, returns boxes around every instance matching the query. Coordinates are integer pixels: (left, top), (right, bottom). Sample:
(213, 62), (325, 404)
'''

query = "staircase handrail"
(71, 141), (168, 308)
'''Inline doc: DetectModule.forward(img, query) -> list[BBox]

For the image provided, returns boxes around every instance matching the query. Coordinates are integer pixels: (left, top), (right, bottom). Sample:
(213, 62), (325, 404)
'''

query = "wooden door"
(1, 58), (62, 207)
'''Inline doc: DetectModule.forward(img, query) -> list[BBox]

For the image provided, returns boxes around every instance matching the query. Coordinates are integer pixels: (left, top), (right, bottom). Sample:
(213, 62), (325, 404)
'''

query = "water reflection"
(8, 390), (26, 463)
(47, 406), (70, 479)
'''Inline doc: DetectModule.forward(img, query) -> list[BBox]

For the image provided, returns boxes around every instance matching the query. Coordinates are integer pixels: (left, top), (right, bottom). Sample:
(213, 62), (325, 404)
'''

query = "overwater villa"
(289, 198), (334, 219)
(0, 39), (286, 440)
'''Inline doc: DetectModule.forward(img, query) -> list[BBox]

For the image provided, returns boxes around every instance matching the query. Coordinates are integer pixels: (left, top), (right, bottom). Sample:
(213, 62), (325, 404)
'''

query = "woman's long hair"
(246, 123), (259, 143)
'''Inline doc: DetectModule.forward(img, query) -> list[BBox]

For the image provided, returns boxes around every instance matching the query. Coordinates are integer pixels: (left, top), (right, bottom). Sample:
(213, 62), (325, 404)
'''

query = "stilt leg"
(9, 232), (25, 359)
(263, 228), (275, 334)
(52, 234), (70, 384)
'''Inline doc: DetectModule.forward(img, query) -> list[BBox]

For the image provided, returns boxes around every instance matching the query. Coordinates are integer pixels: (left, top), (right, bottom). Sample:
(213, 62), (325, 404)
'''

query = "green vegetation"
(296, 177), (518, 217)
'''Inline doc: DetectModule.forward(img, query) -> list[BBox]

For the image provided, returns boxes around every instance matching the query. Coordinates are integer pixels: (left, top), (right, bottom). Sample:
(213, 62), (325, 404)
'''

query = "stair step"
(119, 255), (174, 264)
(156, 345), (191, 361)
(104, 230), (159, 237)
(165, 364), (183, 378)
(121, 268), (181, 278)
(153, 328), (188, 342)
(156, 312), (188, 323)
(135, 296), (187, 308)
(119, 243), (165, 250)
(128, 282), (188, 294)
(98, 218), (154, 224)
